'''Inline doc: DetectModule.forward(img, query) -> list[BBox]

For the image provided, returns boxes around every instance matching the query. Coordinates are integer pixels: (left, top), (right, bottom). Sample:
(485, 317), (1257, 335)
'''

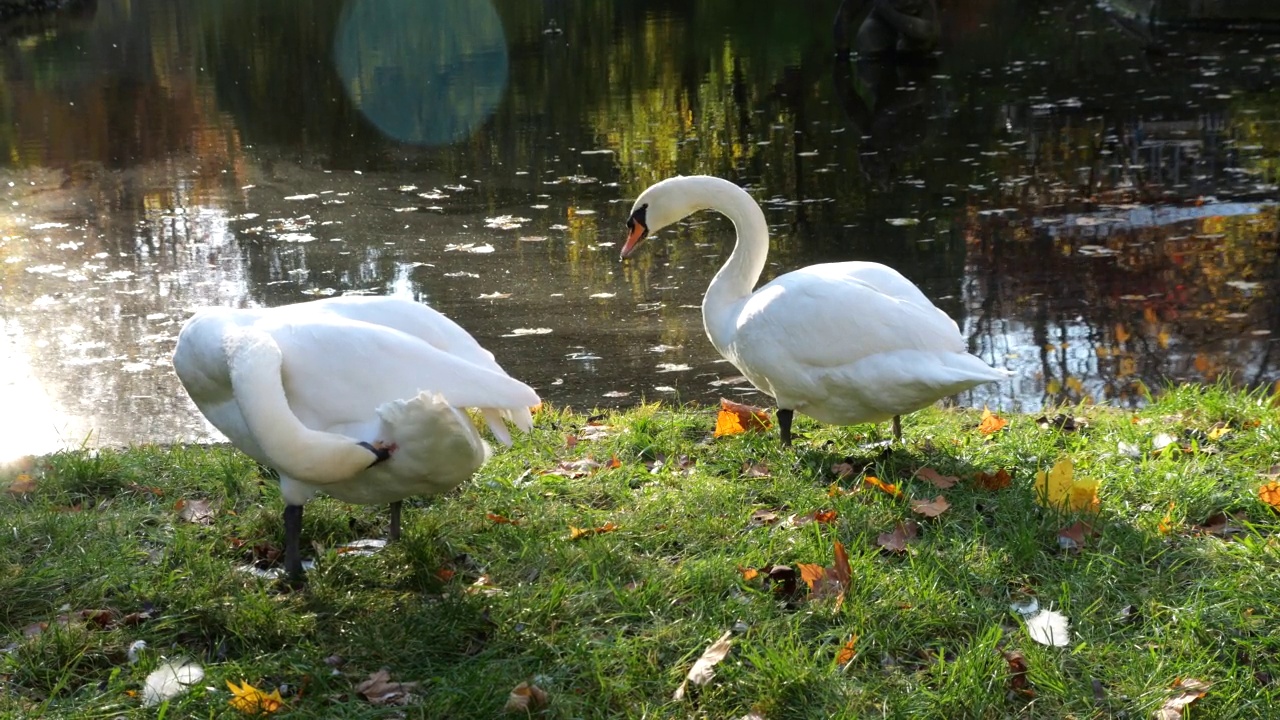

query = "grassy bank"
(1, 384), (1278, 718)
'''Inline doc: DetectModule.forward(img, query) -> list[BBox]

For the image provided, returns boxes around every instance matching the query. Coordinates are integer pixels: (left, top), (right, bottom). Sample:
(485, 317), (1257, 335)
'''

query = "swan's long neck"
(697, 179), (769, 352)
(226, 330), (374, 484)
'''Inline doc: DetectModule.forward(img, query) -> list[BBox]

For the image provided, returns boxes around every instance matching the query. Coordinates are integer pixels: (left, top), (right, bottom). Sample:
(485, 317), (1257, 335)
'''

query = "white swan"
(172, 295), (540, 577)
(620, 175), (1008, 445)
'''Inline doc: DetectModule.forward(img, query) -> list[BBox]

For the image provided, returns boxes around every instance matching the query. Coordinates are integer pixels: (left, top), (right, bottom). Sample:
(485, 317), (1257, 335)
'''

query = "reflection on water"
(1, 0), (1277, 458)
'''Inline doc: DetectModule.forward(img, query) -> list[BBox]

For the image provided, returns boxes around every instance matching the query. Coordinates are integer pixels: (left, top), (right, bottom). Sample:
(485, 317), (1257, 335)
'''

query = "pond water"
(1, 0), (1278, 460)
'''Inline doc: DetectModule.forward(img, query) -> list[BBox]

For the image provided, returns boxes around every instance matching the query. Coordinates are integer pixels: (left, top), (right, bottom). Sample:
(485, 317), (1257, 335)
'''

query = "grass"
(1, 383), (1279, 718)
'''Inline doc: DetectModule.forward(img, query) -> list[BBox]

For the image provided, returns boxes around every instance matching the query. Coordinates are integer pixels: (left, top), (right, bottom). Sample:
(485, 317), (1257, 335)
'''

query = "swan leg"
(283, 504), (305, 579)
(389, 500), (402, 542)
(777, 408), (794, 447)
(892, 415), (902, 442)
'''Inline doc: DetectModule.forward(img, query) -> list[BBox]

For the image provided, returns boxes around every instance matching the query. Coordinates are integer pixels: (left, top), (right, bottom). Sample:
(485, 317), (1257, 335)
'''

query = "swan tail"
(377, 393), (488, 490)
(939, 352), (1013, 383)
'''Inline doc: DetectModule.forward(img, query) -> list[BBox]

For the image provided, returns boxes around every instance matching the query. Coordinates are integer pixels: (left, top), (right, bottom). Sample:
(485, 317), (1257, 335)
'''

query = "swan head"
(620, 176), (706, 258)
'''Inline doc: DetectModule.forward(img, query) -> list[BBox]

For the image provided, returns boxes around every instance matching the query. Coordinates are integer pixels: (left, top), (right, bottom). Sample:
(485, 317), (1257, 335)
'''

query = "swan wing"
(733, 261), (965, 372)
(259, 314), (539, 436)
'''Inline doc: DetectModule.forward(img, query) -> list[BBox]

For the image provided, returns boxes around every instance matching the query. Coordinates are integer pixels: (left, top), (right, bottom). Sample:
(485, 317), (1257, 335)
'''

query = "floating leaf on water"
(283, 193), (318, 201)
(484, 215), (531, 230)
(444, 243), (495, 254)
(589, 292), (616, 299)
(885, 217), (920, 226)
(477, 292), (511, 300)
(656, 363), (691, 372)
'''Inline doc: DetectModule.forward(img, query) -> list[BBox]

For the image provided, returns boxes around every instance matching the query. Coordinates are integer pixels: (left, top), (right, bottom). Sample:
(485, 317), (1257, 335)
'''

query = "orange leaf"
(978, 407), (1008, 434)
(812, 509), (838, 524)
(914, 467), (958, 489)
(863, 475), (902, 498)
(435, 568), (456, 581)
(1260, 481), (1280, 509)
(796, 563), (826, 589)
(714, 397), (772, 437)
(607, 455), (622, 469)
(738, 566), (760, 581)
(569, 522), (619, 540)
(910, 495), (951, 518)
(486, 513), (518, 525)
(973, 468), (1012, 491)
(835, 635), (859, 665)
(1157, 502), (1175, 534)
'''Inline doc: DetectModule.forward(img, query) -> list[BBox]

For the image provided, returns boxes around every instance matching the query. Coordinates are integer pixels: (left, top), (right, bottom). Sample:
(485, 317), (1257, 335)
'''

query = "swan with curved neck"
(622, 175), (1008, 445)
(173, 295), (540, 578)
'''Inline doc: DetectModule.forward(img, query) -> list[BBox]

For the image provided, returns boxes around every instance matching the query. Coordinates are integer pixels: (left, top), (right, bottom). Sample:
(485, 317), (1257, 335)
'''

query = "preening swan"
(172, 296), (540, 577)
(620, 175), (1008, 445)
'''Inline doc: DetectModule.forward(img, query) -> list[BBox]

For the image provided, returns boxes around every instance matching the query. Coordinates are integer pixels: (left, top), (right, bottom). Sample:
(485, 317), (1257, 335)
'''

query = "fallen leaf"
(875, 521), (918, 553)
(1155, 677), (1211, 720)
(607, 455), (622, 469)
(174, 498), (215, 524)
(354, 669), (419, 706)
(978, 407), (1009, 434)
(544, 458), (602, 478)
(831, 462), (860, 479)
(503, 681), (550, 714)
(800, 541), (852, 610)
(863, 476), (902, 498)
(1002, 649), (1035, 697)
(714, 398), (772, 437)
(6, 473), (36, 494)
(911, 495), (950, 518)
(827, 482), (858, 498)
(1260, 482), (1280, 510)
(673, 630), (734, 700)
(1024, 608), (1071, 647)
(973, 468), (1012, 490)
(1057, 520), (1097, 550)
(435, 567), (456, 581)
(569, 522), (619, 540)
(1207, 423), (1230, 441)
(142, 659), (204, 707)
(487, 513), (518, 525)
(1198, 510), (1248, 537)
(226, 679), (284, 714)
(737, 566), (760, 581)
(914, 467), (958, 489)
(748, 509), (780, 527)
(1157, 502), (1175, 534)
(811, 509), (839, 525)
(741, 462), (770, 478)
(797, 563), (826, 589)
(835, 635), (859, 665)
(1035, 457), (1099, 512)
(1036, 414), (1085, 432)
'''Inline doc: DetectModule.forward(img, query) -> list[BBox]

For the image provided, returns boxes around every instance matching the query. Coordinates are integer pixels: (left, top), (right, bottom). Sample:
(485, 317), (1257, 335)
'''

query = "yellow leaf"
(738, 566), (759, 581)
(978, 407), (1008, 434)
(1114, 323), (1131, 343)
(7, 473), (37, 494)
(226, 680), (284, 715)
(1207, 424), (1230, 441)
(1035, 456), (1100, 512)
(714, 409), (746, 437)
(714, 398), (771, 437)
(1158, 502), (1175, 534)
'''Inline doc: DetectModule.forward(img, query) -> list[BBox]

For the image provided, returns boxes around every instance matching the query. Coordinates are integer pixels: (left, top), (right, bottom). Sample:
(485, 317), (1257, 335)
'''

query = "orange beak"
(620, 221), (647, 258)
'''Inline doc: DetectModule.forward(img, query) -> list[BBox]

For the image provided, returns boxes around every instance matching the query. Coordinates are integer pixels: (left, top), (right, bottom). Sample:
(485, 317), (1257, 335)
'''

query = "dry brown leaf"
(748, 509), (780, 527)
(1057, 521), (1096, 550)
(914, 467), (958, 489)
(811, 509), (839, 525)
(503, 681), (549, 713)
(544, 458), (601, 479)
(741, 462), (771, 478)
(673, 631), (734, 700)
(354, 669), (419, 706)
(1198, 510), (1248, 537)
(831, 462), (858, 479)
(876, 521), (918, 553)
(1003, 649), (1035, 697)
(974, 468), (1012, 491)
(487, 513), (518, 525)
(797, 563), (826, 589)
(910, 495), (950, 518)
(606, 455), (622, 469)
(978, 407), (1009, 434)
(175, 498), (214, 524)
(1155, 677), (1210, 720)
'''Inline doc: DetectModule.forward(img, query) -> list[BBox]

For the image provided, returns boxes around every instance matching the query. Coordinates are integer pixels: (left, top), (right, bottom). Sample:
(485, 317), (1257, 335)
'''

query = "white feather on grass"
(141, 659), (204, 707)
